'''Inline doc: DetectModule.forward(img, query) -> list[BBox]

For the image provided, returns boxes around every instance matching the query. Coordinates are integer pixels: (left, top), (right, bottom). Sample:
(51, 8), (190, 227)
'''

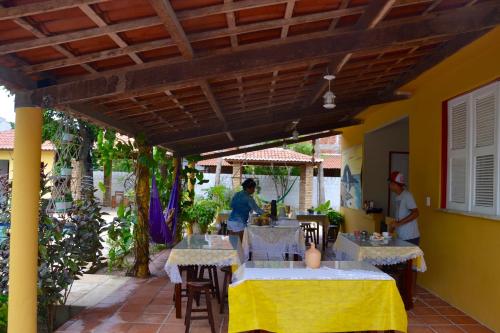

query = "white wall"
(93, 171), (132, 201)
(92, 171), (340, 210)
(196, 173), (340, 210)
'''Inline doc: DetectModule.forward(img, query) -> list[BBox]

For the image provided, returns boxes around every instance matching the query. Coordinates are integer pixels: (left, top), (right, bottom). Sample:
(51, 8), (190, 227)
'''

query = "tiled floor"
(55, 250), (494, 333)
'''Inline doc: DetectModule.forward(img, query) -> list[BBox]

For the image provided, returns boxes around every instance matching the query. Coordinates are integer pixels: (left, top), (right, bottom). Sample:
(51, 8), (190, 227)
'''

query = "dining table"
(334, 232), (427, 309)
(242, 219), (305, 260)
(164, 234), (244, 318)
(228, 260), (407, 333)
(295, 212), (330, 250)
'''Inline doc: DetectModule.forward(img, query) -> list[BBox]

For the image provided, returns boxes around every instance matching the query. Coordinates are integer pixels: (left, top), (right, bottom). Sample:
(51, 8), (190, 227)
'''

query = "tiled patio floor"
(55, 250), (494, 333)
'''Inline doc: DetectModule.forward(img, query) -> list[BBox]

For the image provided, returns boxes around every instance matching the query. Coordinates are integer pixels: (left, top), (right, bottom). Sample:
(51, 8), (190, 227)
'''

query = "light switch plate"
(426, 197), (431, 207)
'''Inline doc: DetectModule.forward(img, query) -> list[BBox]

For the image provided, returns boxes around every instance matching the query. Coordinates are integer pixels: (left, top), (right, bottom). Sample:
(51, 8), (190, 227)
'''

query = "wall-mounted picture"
(341, 145), (362, 209)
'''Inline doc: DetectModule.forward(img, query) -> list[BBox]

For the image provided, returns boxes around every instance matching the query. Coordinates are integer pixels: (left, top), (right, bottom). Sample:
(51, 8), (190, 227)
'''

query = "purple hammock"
(149, 170), (180, 245)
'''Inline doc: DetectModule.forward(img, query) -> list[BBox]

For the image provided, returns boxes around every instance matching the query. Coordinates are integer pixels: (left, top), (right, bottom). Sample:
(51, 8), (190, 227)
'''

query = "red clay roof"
(0, 130), (55, 151)
(322, 155), (341, 170)
(199, 149), (341, 170)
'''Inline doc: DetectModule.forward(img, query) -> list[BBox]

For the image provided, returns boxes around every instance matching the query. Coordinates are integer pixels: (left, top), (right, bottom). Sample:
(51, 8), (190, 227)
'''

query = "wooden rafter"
(178, 118), (362, 156)
(307, 0), (396, 105)
(78, 4), (143, 65)
(150, 93), (407, 146)
(0, 16), (162, 55)
(28, 2), (500, 106)
(380, 29), (492, 96)
(199, 80), (233, 141)
(0, 0), (108, 20)
(148, 0), (194, 59)
(198, 130), (339, 160)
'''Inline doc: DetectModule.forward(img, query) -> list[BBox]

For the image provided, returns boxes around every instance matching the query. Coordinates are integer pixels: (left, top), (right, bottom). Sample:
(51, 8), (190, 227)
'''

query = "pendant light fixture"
(323, 73), (336, 109)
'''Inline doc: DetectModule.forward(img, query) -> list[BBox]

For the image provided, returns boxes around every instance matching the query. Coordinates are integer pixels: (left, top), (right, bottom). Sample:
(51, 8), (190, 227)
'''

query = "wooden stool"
(301, 222), (318, 245)
(173, 265), (198, 302)
(325, 225), (338, 248)
(198, 265), (221, 304)
(220, 266), (232, 314)
(185, 280), (216, 333)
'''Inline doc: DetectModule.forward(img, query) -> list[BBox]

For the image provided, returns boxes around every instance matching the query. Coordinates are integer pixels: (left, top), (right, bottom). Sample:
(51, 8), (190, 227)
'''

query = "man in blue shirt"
(228, 178), (264, 240)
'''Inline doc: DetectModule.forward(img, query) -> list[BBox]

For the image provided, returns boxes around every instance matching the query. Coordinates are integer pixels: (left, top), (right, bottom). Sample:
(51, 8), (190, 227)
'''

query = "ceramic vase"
(305, 243), (321, 269)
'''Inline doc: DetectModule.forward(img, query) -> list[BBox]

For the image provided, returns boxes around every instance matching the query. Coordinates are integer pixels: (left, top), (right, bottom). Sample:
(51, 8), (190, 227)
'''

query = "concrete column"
(8, 105), (42, 333)
(299, 164), (314, 211)
(232, 162), (242, 190)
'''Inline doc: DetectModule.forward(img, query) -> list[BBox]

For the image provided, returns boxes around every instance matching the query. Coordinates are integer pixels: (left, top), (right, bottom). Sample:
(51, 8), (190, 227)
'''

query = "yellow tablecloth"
(229, 279), (407, 333)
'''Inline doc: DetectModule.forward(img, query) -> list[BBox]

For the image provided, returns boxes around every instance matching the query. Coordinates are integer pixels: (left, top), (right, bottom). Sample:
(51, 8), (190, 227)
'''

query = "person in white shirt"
(388, 171), (420, 245)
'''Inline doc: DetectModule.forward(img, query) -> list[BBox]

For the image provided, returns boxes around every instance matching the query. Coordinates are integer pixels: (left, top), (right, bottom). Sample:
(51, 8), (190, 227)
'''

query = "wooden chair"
(185, 280), (216, 333)
(300, 222), (318, 245)
(220, 266), (232, 314)
(325, 225), (339, 248)
(198, 265), (221, 304)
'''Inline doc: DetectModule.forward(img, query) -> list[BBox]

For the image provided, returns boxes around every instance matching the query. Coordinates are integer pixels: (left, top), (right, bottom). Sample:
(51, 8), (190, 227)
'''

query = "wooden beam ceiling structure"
(0, 0), (498, 156)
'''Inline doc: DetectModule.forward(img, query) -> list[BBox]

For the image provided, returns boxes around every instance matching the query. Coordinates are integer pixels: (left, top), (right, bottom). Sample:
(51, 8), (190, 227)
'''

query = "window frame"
(444, 81), (500, 215)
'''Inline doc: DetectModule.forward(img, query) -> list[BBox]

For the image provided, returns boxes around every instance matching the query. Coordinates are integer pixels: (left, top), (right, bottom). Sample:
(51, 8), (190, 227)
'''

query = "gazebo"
(0, 0), (499, 332)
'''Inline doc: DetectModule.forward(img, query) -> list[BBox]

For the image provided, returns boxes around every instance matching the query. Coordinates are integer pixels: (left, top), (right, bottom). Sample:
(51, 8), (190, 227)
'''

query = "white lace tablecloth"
(232, 261), (392, 286)
(334, 233), (427, 272)
(164, 235), (244, 283)
(242, 224), (305, 260)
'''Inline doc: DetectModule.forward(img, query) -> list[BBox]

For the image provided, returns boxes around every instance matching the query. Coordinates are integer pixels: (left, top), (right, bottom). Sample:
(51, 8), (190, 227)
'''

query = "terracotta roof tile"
(0, 130), (55, 151)
(322, 155), (341, 169)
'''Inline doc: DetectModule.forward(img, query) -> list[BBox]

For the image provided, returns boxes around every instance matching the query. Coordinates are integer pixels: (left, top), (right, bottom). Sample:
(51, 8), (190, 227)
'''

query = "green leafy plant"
(0, 165), (107, 332)
(315, 200), (332, 214)
(184, 200), (219, 234)
(107, 203), (135, 271)
(0, 295), (7, 333)
(327, 210), (344, 226)
(204, 185), (232, 211)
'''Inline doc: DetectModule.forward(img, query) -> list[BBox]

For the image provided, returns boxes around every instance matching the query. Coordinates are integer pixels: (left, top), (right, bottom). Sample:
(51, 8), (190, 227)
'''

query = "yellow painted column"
(7, 106), (42, 333)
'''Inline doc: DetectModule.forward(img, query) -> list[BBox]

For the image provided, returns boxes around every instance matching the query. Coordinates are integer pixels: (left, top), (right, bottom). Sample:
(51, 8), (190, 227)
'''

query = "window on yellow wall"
(447, 81), (499, 215)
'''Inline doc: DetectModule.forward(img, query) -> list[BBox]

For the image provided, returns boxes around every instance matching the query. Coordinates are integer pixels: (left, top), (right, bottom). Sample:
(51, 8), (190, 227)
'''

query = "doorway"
(363, 117), (409, 216)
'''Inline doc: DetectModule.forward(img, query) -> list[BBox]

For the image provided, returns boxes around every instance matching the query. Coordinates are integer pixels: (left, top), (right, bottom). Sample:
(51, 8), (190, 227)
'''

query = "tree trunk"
(77, 121), (95, 199)
(173, 158), (183, 243)
(314, 140), (326, 204)
(214, 158), (222, 185)
(187, 160), (196, 204)
(133, 143), (151, 278)
(102, 160), (112, 207)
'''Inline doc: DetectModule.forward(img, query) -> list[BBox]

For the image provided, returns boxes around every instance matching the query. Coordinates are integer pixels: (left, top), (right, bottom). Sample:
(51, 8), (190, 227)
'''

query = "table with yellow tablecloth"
(228, 261), (407, 333)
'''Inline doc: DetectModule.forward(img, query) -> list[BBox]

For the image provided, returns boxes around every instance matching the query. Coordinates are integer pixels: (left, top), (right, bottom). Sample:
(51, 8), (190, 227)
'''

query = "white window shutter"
(447, 96), (469, 211)
(471, 84), (498, 215)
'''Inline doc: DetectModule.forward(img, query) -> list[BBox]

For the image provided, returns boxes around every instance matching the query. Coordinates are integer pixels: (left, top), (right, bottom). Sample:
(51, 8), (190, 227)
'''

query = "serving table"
(228, 261), (407, 333)
(296, 212), (330, 250)
(334, 233), (427, 309)
(164, 234), (244, 318)
(242, 219), (305, 260)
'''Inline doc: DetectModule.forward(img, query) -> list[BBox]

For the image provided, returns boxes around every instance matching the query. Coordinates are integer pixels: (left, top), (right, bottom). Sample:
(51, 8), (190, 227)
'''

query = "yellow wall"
(340, 27), (500, 331)
(0, 149), (54, 179)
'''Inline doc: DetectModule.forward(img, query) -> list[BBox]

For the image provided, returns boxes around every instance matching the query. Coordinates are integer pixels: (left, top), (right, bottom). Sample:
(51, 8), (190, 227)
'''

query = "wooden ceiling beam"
(78, 4), (144, 65)
(0, 16), (162, 55)
(0, 0), (108, 20)
(200, 80), (233, 141)
(380, 29), (491, 95)
(148, 0), (194, 59)
(306, 0), (396, 105)
(28, 2), (500, 106)
(151, 93), (406, 146)
(198, 130), (338, 160)
(178, 118), (361, 156)
(176, 0), (288, 20)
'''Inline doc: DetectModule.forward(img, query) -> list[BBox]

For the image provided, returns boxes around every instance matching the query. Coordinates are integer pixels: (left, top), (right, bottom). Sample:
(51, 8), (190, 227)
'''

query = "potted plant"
(184, 200), (219, 234)
(0, 295), (7, 333)
(326, 210), (344, 240)
(62, 132), (74, 142)
(59, 162), (73, 177)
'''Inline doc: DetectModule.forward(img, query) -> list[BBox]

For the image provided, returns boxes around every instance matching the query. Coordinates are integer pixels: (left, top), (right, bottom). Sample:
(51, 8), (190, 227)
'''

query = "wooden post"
(314, 140), (325, 205)
(214, 157), (223, 185)
(232, 162), (242, 190)
(8, 104), (42, 333)
(133, 140), (151, 278)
